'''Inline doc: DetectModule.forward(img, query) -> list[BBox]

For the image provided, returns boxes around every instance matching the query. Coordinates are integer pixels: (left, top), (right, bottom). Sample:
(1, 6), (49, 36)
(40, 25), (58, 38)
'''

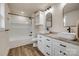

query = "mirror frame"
(45, 12), (52, 31)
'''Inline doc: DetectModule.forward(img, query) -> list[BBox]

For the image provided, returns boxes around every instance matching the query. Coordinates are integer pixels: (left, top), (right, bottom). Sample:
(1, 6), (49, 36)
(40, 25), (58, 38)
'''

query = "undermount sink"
(46, 32), (76, 41)
(57, 32), (76, 41)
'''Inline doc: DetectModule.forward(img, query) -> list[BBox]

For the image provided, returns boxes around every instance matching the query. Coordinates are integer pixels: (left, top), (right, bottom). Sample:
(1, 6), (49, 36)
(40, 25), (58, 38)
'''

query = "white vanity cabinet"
(37, 34), (54, 56)
(37, 35), (45, 55)
(43, 36), (54, 56)
(53, 39), (79, 56)
(53, 39), (70, 56)
(37, 34), (79, 56)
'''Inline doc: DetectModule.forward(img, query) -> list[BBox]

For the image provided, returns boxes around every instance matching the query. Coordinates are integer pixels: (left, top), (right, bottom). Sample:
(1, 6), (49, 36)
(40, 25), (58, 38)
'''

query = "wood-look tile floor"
(8, 44), (44, 56)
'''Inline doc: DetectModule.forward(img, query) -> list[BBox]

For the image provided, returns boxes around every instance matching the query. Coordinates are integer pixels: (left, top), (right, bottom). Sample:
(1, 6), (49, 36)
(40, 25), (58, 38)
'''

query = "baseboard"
(6, 48), (10, 56)
(1, 47), (9, 56)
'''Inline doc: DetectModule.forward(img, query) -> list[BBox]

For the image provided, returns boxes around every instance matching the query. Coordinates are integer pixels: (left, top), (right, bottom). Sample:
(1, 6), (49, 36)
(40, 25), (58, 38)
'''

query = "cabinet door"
(66, 43), (79, 56)
(37, 35), (45, 55)
(44, 36), (53, 56)
(53, 39), (69, 56)
(54, 42), (65, 56)
(38, 39), (44, 52)
(45, 45), (53, 56)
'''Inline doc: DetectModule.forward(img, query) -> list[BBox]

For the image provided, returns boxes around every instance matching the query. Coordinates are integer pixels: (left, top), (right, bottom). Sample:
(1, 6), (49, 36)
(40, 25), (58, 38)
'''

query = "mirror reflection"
(64, 3), (79, 32)
(46, 12), (52, 31)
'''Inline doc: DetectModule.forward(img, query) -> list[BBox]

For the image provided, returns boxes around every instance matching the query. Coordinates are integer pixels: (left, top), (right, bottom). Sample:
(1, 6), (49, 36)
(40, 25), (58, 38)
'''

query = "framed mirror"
(63, 3), (79, 32)
(46, 12), (52, 31)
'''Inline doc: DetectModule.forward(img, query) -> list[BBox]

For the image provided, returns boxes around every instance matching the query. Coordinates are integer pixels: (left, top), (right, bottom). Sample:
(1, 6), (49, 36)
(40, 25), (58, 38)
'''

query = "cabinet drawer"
(58, 40), (78, 56)
(54, 39), (69, 48)
(64, 43), (79, 56)
(45, 44), (51, 48)
(45, 51), (51, 56)
(44, 38), (52, 45)
(54, 48), (69, 56)
(53, 39), (70, 56)
(45, 47), (52, 56)
(38, 35), (43, 38)
(44, 41), (52, 55)
(54, 50), (64, 56)
(37, 39), (46, 54)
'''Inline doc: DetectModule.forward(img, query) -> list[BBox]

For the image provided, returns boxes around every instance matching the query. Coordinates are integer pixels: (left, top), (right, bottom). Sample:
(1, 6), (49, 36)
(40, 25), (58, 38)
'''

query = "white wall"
(0, 3), (5, 29)
(51, 5), (65, 32)
(50, 4), (77, 33)
(44, 4), (65, 33)
(0, 3), (9, 56)
(43, 4), (75, 33)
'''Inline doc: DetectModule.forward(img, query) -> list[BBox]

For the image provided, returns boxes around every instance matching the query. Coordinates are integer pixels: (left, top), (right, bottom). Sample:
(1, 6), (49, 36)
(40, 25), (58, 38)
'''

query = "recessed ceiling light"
(21, 11), (24, 14)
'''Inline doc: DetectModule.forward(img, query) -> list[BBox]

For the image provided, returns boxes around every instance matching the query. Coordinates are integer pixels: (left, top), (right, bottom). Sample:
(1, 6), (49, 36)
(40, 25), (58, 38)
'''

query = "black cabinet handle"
(60, 51), (62, 53)
(40, 36), (42, 38)
(5, 29), (9, 31)
(46, 45), (50, 48)
(46, 52), (50, 55)
(30, 32), (32, 33)
(63, 53), (67, 55)
(60, 44), (66, 47)
(39, 40), (41, 42)
(46, 39), (50, 41)
(60, 51), (67, 56)
(29, 35), (32, 36)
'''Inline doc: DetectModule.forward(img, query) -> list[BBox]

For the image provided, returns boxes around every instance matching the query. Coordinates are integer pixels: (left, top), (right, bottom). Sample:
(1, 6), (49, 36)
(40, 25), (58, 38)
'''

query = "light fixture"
(21, 11), (24, 14)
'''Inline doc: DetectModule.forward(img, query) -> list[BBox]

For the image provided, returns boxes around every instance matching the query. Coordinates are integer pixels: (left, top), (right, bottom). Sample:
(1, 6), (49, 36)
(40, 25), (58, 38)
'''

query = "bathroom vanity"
(37, 33), (79, 56)
(36, 4), (79, 56)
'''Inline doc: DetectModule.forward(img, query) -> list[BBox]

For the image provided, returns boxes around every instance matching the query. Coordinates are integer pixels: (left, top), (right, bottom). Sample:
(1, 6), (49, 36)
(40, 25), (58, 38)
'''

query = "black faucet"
(46, 27), (49, 31)
(67, 26), (71, 33)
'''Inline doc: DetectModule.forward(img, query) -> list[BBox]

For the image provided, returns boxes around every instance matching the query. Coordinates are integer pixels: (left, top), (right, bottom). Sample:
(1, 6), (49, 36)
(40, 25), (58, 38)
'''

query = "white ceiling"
(8, 3), (79, 17)
(64, 3), (79, 13)
(8, 3), (54, 17)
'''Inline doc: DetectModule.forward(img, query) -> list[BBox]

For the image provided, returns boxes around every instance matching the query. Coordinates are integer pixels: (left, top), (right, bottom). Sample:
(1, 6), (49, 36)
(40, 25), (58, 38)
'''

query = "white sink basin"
(57, 32), (76, 40)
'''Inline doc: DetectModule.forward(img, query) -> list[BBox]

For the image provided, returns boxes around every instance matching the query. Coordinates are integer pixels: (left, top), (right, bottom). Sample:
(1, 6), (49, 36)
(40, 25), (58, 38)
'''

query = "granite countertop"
(39, 32), (79, 46)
